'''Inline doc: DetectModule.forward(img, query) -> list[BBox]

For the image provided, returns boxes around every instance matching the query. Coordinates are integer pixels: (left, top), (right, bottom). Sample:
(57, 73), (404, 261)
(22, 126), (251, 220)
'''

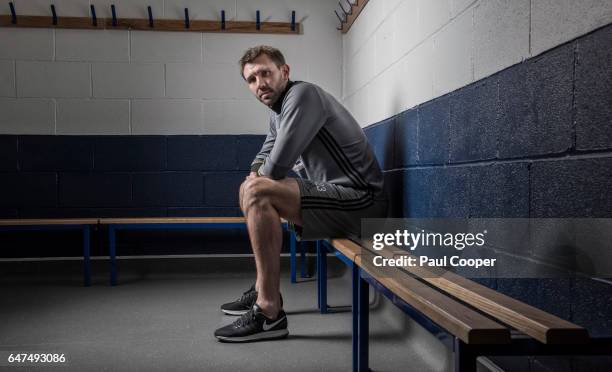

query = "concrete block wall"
(343, 0), (612, 126)
(0, 0), (341, 135)
(358, 9), (612, 370)
(0, 134), (265, 219)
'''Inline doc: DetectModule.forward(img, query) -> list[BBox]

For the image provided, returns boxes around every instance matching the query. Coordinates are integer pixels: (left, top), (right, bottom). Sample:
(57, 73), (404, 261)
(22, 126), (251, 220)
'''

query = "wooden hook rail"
(0, 12), (300, 35)
(335, 0), (368, 34)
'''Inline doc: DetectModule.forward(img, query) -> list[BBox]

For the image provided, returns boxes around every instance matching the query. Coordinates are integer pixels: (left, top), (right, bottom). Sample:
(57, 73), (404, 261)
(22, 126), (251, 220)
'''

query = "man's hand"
(246, 171), (258, 180)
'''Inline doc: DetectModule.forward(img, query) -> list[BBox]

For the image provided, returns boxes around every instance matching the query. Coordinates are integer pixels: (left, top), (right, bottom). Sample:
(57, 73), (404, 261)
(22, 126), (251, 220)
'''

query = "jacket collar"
(271, 80), (295, 115)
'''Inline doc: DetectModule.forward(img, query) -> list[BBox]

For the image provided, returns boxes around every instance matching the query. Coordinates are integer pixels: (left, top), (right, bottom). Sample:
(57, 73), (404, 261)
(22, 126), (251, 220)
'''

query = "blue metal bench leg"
(358, 269), (369, 372)
(454, 337), (477, 372)
(290, 231), (297, 283)
(109, 226), (117, 286)
(83, 225), (91, 287)
(352, 263), (359, 372)
(317, 241), (327, 314)
(300, 241), (307, 278)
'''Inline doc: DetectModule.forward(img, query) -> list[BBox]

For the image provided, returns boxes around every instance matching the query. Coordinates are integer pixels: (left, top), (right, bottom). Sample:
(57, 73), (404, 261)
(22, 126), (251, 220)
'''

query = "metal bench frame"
(318, 240), (612, 372)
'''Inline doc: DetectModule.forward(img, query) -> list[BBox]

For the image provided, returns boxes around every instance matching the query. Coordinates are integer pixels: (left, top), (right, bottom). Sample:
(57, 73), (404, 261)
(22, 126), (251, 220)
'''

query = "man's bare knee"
(243, 178), (273, 211)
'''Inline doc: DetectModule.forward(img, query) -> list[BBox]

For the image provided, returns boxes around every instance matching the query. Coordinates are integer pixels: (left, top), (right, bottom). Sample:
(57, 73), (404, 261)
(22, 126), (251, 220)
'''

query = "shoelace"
(238, 289), (257, 304)
(234, 309), (256, 327)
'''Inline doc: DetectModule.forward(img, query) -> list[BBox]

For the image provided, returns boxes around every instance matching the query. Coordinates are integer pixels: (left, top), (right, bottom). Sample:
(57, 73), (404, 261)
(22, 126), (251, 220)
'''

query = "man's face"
(242, 54), (290, 107)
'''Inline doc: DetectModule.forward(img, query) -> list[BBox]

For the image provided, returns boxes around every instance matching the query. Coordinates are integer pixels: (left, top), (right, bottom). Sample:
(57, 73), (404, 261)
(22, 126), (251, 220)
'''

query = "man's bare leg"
(240, 177), (301, 319)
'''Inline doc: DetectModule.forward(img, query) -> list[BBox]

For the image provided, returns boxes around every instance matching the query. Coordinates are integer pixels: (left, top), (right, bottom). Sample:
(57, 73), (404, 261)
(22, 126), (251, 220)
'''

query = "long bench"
(99, 217), (301, 286)
(0, 218), (98, 286)
(321, 238), (611, 372)
(1, 217), (306, 287)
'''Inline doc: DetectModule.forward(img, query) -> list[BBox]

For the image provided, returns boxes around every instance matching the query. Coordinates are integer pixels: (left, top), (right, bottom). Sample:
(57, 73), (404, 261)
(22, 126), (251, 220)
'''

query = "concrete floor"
(0, 256), (452, 372)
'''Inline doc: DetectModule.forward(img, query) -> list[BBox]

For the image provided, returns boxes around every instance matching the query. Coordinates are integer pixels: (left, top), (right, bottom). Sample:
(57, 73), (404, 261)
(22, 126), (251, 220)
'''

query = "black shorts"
(291, 178), (388, 241)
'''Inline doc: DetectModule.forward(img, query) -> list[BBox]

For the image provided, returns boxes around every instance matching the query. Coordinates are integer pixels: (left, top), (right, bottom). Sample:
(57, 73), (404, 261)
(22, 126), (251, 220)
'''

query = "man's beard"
(259, 89), (279, 107)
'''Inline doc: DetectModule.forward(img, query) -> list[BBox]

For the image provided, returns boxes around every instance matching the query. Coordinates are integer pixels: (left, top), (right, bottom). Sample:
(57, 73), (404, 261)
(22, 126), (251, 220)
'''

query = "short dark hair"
(238, 45), (286, 78)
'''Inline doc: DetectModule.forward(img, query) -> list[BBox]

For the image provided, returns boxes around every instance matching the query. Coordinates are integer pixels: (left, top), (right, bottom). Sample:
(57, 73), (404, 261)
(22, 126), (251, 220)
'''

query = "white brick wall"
(16, 61), (91, 98)
(342, 0), (612, 126)
(0, 61), (16, 97)
(203, 99), (270, 134)
(55, 29), (129, 62)
(0, 0), (341, 135)
(432, 9), (473, 97)
(0, 28), (53, 61)
(56, 99), (130, 135)
(131, 31), (202, 63)
(92, 63), (165, 98)
(531, 0), (612, 56)
(132, 99), (203, 134)
(0, 98), (55, 134)
(473, 0), (530, 81)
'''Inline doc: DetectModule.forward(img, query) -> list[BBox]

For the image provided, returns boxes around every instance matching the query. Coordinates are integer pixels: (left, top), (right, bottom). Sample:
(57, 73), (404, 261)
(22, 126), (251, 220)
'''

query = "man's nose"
(257, 79), (266, 90)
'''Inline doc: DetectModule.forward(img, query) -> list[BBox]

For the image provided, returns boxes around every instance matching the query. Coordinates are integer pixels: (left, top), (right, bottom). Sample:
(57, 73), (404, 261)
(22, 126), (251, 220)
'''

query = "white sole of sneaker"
(221, 309), (250, 316)
(215, 329), (289, 343)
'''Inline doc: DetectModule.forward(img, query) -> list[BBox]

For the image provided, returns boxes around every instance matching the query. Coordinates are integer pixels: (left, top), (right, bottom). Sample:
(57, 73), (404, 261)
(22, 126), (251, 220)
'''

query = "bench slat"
(361, 243), (589, 344)
(98, 217), (246, 225)
(0, 218), (98, 226)
(331, 239), (510, 345)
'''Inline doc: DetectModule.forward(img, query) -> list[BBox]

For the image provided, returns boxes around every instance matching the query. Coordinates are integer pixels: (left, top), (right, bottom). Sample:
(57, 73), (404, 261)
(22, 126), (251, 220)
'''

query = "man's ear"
(281, 64), (290, 80)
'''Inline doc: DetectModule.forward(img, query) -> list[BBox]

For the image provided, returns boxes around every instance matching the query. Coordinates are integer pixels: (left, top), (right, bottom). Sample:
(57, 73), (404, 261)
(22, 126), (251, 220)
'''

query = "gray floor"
(0, 257), (452, 372)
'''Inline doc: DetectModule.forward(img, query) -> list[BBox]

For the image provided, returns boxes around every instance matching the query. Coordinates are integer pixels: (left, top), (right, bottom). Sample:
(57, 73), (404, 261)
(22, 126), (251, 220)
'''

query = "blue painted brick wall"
(575, 25), (612, 151)
(417, 97), (449, 165)
(94, 136), (166, 171)
(0, 136), (18, 171)
(449, 78), (498, 162)
(0, 134), (264, 218)
(20, 136), (93, 171)
(363, 24), (612, 338)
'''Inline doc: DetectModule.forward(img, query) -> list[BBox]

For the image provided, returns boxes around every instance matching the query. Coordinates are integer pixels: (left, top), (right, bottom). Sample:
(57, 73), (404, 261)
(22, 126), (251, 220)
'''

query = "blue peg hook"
(90, 5), (97, 26)
(291, 10), (295, 31)
(9, 2), (16, 24)
(111, 4), (117, 27)
(184, 8), (189, 28)
(50, 4), (57, 25)
(221, 10), (226, 30)
(256, 10), (260, 30)
(147, 6), (153, 28)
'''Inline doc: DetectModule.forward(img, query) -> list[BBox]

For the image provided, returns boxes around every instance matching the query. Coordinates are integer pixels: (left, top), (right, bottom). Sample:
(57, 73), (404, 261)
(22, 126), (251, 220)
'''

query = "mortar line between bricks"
(13, 60), (16, 97)
(527, 163), (532, 219)
(528, 0), (532, 56)
(387, 149), (612, 171)
(571, 42), (578, 151)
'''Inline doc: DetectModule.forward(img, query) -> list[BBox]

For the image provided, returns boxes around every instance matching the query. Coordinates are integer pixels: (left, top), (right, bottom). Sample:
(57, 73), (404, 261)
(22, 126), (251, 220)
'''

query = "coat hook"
(147, 6), (153, 28)
(338, 1), (351, 16)
(90, 5), (97, 27)
(291, 10), (295, 32)
(256, 10), (260, 31)
(221, 10), (226, 30)
(334, 10), (344, 30)
(184, 8), (189, 29)
(50, 4), (57, 25)
(111, 4), (117, 27)
(9, 2), (16, 24)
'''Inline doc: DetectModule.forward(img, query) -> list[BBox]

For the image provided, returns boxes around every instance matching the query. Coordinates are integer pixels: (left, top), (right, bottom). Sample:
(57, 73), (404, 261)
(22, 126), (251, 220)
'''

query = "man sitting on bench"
(214, 45), (388, 342)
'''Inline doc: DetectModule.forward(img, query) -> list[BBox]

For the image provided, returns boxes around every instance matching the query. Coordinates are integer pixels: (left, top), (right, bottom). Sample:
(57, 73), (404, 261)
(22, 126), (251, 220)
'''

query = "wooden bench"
(1, 216), (306, 287)
(320, 238), (610, 372)
(98, 217), (300, 286)
(0, 218), (98, 286)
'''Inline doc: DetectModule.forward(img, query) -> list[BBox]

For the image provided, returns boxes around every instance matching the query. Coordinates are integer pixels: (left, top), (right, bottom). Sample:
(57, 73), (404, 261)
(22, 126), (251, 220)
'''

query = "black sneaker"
(214, 304), (289, 342)
(220, 284), (284, 316)
(220, 284), (258, 315)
